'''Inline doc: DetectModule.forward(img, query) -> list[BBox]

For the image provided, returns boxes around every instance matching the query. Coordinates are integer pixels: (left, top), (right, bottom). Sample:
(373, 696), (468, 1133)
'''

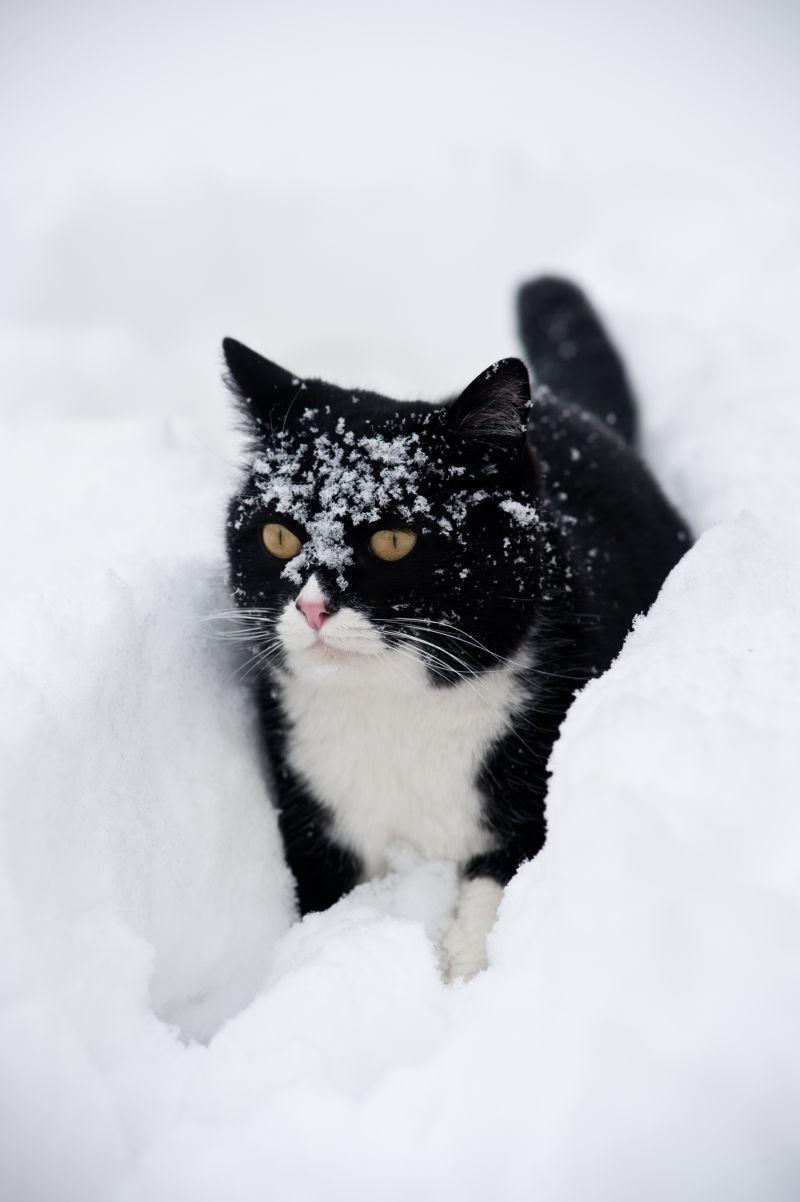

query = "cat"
(222, 277), (691, 980)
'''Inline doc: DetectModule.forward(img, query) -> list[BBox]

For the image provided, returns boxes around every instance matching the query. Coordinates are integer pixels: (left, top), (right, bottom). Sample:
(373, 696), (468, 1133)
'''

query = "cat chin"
(297, 642), (375, 666)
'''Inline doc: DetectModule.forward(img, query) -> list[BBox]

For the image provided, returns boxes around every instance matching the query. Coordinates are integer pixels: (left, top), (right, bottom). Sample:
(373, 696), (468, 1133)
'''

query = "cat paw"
(441, 877), (503, 982)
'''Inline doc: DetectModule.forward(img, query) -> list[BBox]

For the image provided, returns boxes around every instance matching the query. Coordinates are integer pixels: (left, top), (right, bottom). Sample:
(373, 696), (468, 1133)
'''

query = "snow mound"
(3, 409), (799, 1202)
(2, 1), (800, 1198)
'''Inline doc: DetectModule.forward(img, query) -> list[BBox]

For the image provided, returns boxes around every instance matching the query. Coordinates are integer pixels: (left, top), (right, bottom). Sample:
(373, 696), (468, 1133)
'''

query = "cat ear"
(222, 337), (302, 429)
(448, 358), (531, 448)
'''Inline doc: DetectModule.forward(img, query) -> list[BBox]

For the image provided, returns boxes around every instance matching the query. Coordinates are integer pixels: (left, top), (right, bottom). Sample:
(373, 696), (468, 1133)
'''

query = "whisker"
(199, 606), (284, 645)
(227, 638), (285, 686)
(384, 618), (508, 666)
(382, 617), (584, 683)
(381, 630), (489, 701)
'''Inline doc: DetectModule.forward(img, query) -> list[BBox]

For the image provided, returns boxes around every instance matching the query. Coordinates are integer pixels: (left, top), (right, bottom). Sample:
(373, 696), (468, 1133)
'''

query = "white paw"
(441, 877), (504, 982)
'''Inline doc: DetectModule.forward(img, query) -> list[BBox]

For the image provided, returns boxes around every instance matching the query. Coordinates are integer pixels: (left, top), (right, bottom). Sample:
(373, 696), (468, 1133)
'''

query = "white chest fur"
(279, 649), (523, 875)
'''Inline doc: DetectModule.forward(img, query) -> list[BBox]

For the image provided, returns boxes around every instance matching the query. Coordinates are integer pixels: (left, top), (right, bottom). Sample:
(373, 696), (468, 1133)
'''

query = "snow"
(499, 498), (542, 528)
(2, 2), (800, 1199)
(243, 427), (430, 588)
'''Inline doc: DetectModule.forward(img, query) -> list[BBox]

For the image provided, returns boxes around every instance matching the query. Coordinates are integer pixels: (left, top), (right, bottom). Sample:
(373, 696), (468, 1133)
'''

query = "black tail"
(516, 276), (637, 444)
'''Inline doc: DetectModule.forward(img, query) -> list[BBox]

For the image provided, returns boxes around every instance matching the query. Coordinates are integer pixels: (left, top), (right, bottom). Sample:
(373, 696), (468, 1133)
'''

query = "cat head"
(223, 338), (549, 681)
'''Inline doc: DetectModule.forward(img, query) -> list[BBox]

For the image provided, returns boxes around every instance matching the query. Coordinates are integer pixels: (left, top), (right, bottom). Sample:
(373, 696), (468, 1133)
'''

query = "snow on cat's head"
(223, 338), (548, 679)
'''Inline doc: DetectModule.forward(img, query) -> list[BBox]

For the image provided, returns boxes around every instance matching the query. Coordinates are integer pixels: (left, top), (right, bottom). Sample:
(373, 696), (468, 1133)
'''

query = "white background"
(1, 2), (799, 1199)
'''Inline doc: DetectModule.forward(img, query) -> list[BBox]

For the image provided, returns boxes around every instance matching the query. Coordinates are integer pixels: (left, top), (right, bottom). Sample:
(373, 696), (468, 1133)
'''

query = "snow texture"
(1, 2), (800, 1200)
(247, 427), (430, 588)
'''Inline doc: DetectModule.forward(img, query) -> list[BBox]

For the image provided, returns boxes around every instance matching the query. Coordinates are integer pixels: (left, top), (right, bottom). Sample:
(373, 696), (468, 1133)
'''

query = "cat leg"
(441, 875), (504, 982)
(275, 774), (363, 916)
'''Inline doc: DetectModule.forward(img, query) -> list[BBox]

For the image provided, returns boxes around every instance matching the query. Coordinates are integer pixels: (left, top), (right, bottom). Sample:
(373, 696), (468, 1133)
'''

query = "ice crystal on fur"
(246, 428), (431, 587)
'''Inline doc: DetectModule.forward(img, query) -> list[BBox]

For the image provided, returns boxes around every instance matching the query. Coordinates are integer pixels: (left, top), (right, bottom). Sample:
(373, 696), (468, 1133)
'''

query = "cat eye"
(369, 529), (418, 562)
(262, 523), (303, 560)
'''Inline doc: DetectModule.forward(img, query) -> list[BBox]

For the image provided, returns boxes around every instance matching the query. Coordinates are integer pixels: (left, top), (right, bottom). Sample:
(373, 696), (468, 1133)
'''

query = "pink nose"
(297, 599), (330, 631)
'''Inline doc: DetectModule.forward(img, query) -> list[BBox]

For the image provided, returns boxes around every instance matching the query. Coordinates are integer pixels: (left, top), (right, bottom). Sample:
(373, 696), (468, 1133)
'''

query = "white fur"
(276, 583), (526, 879)
(442, 877), (504, 981)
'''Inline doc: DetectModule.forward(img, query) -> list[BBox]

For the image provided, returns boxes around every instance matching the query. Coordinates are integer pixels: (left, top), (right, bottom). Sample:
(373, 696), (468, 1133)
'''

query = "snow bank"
(2, 1), (800, 1199)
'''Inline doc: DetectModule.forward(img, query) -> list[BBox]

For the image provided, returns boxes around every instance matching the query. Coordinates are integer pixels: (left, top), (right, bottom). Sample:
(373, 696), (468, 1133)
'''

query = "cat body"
(223, 278), (691, 977)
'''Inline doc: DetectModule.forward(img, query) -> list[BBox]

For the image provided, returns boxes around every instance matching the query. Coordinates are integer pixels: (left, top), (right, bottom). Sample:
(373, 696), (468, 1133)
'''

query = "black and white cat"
(223, 278), (690, 979)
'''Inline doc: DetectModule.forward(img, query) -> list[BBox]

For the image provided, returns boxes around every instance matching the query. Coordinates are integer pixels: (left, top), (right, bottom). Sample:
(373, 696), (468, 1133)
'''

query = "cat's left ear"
(222, 337), (302, 431)
(448, 358), (531, 449)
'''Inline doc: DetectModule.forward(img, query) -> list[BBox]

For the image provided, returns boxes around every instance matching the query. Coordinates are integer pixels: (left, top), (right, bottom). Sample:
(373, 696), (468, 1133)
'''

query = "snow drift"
(2, 2), (800, 1199)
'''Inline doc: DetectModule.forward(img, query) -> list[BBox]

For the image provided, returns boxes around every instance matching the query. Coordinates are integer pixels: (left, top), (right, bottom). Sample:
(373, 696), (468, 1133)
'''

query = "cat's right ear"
(447, 358), (531, 449)
(448, 358), (543, 491)
(222, 338), (302, 431)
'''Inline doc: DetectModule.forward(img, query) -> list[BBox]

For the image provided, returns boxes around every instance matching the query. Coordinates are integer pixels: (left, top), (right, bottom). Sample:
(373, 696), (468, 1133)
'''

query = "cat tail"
(516, 276), (637, 445)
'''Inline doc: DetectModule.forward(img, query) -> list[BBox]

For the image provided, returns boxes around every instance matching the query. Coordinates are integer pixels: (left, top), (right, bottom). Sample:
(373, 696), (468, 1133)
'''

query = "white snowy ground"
(1, 2), (800, 1199)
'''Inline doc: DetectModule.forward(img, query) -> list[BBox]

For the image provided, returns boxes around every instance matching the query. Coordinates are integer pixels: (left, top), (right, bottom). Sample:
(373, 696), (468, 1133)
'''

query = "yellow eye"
(262, 523), (303, 560)
(369, 529), (418, 562)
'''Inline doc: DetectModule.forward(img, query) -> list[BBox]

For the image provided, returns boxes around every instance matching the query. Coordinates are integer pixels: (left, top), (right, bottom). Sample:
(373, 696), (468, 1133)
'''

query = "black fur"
(223, 278), (691, 911)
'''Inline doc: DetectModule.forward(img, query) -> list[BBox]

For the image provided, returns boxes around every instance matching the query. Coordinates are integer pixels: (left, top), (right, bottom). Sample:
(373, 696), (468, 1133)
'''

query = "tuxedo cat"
(223, 278), (690, 979)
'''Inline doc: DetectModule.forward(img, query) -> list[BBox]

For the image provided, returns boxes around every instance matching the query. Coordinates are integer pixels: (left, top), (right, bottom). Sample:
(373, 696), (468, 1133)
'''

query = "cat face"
(224, 339), (547, 682)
